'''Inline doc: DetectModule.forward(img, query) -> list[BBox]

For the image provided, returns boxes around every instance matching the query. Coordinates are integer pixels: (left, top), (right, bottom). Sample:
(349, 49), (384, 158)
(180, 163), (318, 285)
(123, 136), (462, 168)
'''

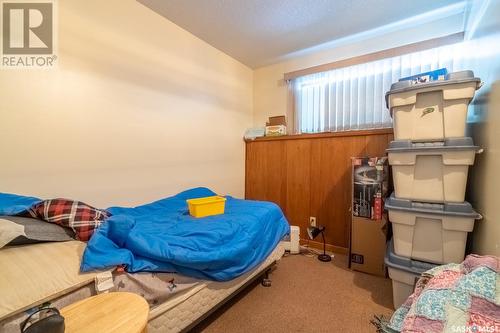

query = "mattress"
(148, 242), (285, 332)
(0, 241), (107, 321)
(0, 242), (285, 333)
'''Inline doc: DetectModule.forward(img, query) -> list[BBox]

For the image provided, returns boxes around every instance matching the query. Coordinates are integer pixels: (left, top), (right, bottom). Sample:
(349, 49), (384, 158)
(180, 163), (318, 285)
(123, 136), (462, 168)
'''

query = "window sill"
(244, 128), (393, 143)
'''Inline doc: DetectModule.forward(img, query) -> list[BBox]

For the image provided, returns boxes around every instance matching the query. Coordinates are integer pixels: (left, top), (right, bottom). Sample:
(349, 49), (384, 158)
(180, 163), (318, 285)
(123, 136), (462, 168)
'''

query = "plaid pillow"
(23, 199), (111, 241)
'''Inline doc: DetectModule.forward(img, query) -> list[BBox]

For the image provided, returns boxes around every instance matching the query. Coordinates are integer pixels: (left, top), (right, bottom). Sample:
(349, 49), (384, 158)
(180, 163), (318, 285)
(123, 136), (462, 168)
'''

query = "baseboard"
(300, 239), (349, 255)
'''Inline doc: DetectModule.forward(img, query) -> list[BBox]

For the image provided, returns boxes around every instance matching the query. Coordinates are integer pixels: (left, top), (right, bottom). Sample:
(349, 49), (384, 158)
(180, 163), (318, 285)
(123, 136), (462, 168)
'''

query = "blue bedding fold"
(0, 192), (41, 215)
(81, 187), (290, 281)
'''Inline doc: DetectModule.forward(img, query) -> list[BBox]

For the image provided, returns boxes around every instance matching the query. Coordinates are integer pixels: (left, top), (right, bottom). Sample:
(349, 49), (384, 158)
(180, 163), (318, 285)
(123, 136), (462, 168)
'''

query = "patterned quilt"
(377, 255), (500, 333)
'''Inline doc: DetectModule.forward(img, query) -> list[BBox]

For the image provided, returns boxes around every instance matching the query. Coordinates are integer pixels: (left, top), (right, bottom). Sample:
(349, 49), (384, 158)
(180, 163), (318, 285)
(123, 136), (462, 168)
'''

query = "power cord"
(299, 239), (335, 259)
(283, 240), (335, 259)
(300, 240), (324, 257)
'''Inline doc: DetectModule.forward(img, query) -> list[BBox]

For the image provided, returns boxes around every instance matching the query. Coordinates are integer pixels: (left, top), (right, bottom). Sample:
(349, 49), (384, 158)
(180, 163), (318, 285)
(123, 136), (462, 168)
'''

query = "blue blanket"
(81, 188), (290, 281)
(0, 192), (41, 215)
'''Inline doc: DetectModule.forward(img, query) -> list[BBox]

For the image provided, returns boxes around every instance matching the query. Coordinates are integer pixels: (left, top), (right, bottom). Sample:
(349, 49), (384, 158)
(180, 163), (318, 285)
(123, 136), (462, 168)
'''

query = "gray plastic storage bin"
(385, 193), (481, 265)
(386, 71), (481, 142)
(387, 138), (482, 203)
(385, 239), (437, 309)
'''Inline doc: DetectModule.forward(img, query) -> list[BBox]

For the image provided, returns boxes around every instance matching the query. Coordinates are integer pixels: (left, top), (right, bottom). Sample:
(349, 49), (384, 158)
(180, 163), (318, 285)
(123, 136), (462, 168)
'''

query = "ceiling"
(138, 0), (465, 68)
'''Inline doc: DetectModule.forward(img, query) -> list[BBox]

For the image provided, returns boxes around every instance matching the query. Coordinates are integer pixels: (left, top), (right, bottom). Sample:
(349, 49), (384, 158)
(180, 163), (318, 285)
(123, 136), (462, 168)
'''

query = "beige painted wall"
(0, 0), (253, 207)
(253, 15), (464, 127)
(465, 1), (500, 256)
(469, 79), (500, 256)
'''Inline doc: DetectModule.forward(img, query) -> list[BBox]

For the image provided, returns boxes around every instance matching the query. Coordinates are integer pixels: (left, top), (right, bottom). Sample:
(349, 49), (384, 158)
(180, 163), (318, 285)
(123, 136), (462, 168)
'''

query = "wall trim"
(284, 32), (464, 81)
(244, 128), (394, 143)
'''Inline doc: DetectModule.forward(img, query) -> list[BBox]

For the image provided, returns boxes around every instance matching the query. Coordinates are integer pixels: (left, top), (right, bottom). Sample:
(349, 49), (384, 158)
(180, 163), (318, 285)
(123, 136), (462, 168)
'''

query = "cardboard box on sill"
(265, 125), (287, 136)
(266, 115), (287, 126)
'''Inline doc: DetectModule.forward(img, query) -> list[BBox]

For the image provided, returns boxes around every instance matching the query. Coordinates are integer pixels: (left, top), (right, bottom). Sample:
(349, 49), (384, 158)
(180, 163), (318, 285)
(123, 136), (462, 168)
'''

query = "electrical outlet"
(309, 216), (316, 227)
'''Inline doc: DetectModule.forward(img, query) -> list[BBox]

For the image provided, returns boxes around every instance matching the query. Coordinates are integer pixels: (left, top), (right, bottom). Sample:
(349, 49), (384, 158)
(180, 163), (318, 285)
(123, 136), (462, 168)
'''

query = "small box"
(350, 216), (388, 277)
(399, 68), (448, 84)
(265, 125), (286, 136)
(244, 127), (266, 140)
(352, 157), (388, 219)
(266, 115), (287, 126)
(186, 196), (226, 218)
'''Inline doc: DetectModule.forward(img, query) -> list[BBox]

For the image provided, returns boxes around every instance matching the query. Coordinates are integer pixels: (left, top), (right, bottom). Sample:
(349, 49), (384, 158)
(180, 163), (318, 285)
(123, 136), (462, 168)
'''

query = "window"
(289, 42), (467, 134)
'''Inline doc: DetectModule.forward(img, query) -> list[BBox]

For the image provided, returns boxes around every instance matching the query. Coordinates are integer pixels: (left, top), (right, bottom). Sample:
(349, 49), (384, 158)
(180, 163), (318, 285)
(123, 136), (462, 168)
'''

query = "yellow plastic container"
(187, 196), (226, 218)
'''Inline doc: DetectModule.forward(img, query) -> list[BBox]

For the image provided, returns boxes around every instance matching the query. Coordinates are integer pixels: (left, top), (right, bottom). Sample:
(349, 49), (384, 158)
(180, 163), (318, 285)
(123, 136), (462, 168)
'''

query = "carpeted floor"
(191, 252), (394, 333)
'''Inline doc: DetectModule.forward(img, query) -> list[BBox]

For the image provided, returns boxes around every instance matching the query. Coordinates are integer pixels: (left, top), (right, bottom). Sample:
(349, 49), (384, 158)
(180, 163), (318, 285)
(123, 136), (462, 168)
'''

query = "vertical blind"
(291, 42), (467, 133)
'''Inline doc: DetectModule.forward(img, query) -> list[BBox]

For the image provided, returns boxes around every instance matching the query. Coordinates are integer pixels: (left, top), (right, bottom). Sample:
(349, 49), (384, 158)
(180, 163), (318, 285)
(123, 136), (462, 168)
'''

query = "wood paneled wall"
(245, 129), (393, 253)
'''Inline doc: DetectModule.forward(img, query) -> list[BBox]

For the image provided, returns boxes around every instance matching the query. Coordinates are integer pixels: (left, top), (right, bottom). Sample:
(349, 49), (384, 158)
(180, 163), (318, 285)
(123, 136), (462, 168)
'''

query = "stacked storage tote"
(383, 70), (483, 309)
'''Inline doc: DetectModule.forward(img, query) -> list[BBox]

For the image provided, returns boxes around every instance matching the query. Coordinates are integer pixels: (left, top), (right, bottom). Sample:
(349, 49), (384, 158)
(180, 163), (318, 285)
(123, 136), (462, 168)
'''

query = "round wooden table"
(60, 292), (149, 333)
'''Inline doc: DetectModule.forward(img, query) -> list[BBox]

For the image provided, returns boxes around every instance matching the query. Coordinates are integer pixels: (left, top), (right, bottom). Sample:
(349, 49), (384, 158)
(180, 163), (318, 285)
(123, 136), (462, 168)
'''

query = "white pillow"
(0, 218), (25, 248)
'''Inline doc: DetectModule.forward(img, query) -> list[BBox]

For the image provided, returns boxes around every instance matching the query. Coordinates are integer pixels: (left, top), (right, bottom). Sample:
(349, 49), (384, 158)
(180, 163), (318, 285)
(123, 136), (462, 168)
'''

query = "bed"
(0, 187), (289, 332)
(0, 241), (285, 333)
